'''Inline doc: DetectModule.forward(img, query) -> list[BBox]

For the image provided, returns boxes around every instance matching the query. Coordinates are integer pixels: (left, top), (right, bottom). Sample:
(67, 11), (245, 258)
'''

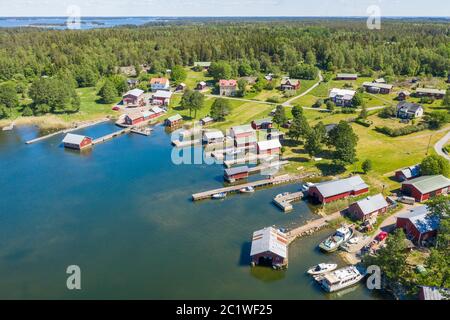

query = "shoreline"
(0, 114), (117, 131)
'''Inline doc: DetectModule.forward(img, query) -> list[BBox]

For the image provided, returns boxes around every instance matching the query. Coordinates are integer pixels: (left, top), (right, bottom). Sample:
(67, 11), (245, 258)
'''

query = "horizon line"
(1, 15), (449, 19)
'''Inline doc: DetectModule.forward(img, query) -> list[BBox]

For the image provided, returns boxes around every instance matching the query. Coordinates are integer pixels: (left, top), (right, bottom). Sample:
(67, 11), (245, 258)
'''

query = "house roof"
(126, 111), (144, 120)
(231, 124), (254, 135)
(281, 78), (300, 86)
(142, 110), (153, 118)
(353, 194), (389, 215)
(198, 81), (207, 86)
(362, 82), (393, 90)
(219, 79), (237, 87)
(329, 88), (356, 100)
(153, 90), (172, 98)
(203, 130), (224, 140)
(62, 133), (89, 145)
(416, 88), (446, 95)
(252, 118), (273, 126)
(337, 73), (358, 78)
(397, 206), (440, 234)
(151, 106), (165, 114)
(397, 164), (421, 179)
(399, 90), (411, 96)
(201, 116), (214, 123)
(374, 78), (386, 83)
(235, 135), (257, 145)
(150, 77), (169, 85)
(167, 114), (182, 122)
(397, 101), (423, 113)
(123, 88), (144, 98)
(194, 61), (211, 67)
(420, 286), (449, 300)
(225, 166), (249, 176)
(313, 175), (368, 198)
(250, 227), (288, 258)
(402, 175), (450, 195)
(257, 139), (282, 151)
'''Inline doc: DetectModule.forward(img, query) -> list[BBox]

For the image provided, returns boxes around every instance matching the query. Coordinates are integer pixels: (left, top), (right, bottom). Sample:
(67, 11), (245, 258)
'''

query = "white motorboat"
(307, 263), (338, 276)
(240, 186), (255, 193)
(211, 192), (227, 199)
(319, 226), (353, 253)
(319, 266), (364, 293)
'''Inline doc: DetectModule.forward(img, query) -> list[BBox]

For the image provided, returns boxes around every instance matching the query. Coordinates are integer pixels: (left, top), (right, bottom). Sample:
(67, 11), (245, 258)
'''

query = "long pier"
(192, 174), (307, 201)
(286, 211), (342, 244)
(91, 127), (132, 145)
(272, 191), (304, 212)
(25, 118), (110, 144)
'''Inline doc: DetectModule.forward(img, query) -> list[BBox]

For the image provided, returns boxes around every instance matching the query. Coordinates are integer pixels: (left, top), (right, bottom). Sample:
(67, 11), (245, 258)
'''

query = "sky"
(0, 0), (448, 17)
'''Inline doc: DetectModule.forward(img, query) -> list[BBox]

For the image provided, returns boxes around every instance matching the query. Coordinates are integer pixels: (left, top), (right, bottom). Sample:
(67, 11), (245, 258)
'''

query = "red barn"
(224, 166), (249, 183)
(250, 227), (288, 269)
(257, 139), (282, 155)
(124, 112), (144, 126)
(251, 118), (273, 130)
(348, 194), (389, 222)
(396, 206), (439, 243)
(122, 89), (144, 106)
(62, 133), (92, 150)
(401, 175), (450, 202)
(308, 175), (369, 204)
(280, 78), (300, 91)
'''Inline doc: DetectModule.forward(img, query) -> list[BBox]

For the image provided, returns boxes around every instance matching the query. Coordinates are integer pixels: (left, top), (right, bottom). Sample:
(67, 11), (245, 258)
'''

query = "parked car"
(375, 231), (388, 242)
(112, 106), (120, 111)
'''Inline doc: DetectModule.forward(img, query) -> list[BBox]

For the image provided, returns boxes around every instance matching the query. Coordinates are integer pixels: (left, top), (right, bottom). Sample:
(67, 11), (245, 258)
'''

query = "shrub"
(267, 96), (281, 103)
(375, 124), (428, 137)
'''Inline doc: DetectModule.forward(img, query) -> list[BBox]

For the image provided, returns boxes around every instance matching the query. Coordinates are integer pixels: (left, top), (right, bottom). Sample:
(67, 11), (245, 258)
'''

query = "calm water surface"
(0, 123), (384, 299)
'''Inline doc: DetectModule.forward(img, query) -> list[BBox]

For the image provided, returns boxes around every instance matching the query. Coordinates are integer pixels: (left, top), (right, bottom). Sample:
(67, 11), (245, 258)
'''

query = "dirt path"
(282, 71), (324, 107)
(434, 131), (450, 161)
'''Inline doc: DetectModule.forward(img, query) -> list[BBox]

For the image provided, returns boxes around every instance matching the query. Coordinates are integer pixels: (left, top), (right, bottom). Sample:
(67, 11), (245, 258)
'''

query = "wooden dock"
(272, 191), (304, 212)
(286, 211), (342, 244)
(223, 153), (271, 168)
(192, 174), (305, 201)
(92, 127), (132, 145)
(172, 139), (202, 148)
(248, 160), (289, 175)
(25, 118), (109, 144)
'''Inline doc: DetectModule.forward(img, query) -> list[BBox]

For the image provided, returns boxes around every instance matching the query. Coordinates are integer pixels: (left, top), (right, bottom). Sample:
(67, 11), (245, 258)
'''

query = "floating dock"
(192, 174), (306, 201)
(25, 118), (110, 144)
(272, 192), (304, 212)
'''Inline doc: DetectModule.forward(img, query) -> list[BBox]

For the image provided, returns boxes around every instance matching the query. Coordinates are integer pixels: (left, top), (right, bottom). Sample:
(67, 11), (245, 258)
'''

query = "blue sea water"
(0, 123), (385, 299)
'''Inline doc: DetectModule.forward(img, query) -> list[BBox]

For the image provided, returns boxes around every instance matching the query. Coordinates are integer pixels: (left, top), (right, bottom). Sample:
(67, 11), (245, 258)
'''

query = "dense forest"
(0, 20), (449, 82)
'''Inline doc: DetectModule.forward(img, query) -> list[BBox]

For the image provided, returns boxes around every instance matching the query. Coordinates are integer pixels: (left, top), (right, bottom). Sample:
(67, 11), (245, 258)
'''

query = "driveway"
(434, 131), (450, 161)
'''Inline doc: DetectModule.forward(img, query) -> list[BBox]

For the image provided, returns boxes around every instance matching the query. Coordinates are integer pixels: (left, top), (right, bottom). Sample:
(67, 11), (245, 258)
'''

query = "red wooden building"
(122, 89), (144, 106)
(62, 133), (92, 150)
(348, 194), (389, 222)
(395, 164), (421, 182)
(124, 112), (144, 126)
(257, 139), (282, 155)
(165, 114), (183, 128)
(280, 79), (300, 91)
(251, 118), (273, 130)
(224, 166), (249, 183)
(396, 206), (439, 243)
(230, 124), (257, 148)
(308, 175), (369, 204)
(401, 175), (450, 202)
(250, 227), (288, 268)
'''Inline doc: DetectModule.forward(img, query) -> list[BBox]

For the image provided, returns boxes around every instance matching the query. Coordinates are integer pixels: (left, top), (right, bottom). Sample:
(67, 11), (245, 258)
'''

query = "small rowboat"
(212, 192), (227, 199)
(307, 263), (338, 276)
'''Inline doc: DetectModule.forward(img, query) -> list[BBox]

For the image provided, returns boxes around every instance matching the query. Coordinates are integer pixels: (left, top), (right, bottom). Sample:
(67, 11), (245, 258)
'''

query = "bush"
(375, 124), (428, 137)
(283, 90), (296, 98)
(355, 118), (372, 127)
(378, 106), (397, 119)
(267, 96), (281, 103)
(22, 106), (33, 116)
(341, 107), (357, 114)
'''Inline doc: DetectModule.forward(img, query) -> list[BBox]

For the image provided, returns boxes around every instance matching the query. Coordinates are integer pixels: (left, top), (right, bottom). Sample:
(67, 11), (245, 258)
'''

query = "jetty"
(192, 174), (306, 201)
(272, 191), (304, 212)
(286, 211), (342, 244)
(172, 139), (202, 148)
(25, 118), (109, 144)
(2, 122), (15, 131)
(91, 127), (132, 145)
(223, 153), (271, 168)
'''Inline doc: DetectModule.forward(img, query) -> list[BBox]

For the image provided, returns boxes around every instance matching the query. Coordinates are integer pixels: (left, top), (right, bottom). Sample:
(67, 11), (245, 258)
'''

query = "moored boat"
(307, 263), (338, 275)
(211, 192), (227, 199)
(240, 186), (255, 193)
(319, 226), (353, 253)
(319, 266), (364, 293)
